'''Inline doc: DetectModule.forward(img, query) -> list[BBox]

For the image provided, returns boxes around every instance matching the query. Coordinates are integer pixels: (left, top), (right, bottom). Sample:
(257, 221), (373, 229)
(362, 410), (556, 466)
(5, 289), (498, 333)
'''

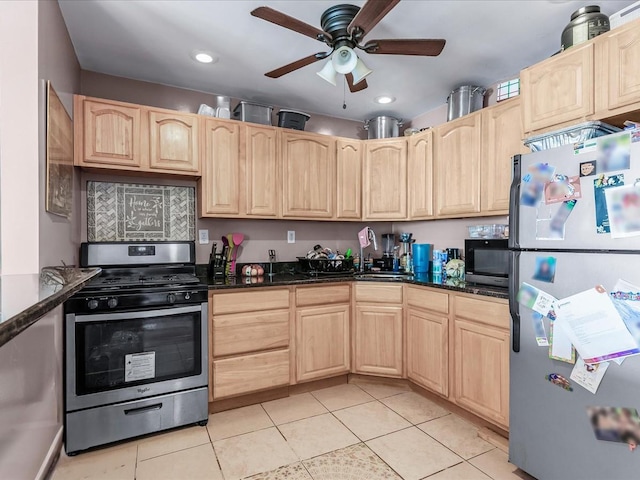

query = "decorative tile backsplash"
(87, 181), (195, 242)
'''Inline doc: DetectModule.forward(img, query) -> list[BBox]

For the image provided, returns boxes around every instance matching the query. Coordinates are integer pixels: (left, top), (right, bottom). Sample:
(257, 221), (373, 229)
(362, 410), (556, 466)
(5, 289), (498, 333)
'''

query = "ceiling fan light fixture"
(331, 46), (358, 74)
(374, 95), (396, 104)
(317, 60), (338, 86)
(351, 58), (372, 84)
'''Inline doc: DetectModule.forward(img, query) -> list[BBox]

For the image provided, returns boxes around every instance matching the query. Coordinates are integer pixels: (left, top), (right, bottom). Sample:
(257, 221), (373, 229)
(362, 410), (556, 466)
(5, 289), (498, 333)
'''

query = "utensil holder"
(208, 253), (228, 279)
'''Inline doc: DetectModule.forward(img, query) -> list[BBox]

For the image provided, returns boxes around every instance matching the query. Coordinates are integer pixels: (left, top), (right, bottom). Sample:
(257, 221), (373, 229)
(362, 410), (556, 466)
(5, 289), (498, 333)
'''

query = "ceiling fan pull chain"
(343, 77), (347, 109)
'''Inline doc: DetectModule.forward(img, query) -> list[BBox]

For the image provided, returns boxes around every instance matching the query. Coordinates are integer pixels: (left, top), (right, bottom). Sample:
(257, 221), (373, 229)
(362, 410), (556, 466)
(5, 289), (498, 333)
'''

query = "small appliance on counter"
(464, 238), (509, 287)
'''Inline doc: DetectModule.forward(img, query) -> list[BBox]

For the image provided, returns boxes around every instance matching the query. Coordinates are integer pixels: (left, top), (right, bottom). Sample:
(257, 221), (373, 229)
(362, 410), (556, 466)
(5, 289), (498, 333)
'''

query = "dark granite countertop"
(0, 267), (102, 348)
(204, 271), (508, 300)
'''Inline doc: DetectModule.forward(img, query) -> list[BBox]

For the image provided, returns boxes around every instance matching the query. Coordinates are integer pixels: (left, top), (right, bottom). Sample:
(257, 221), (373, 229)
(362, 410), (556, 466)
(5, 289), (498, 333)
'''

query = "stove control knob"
(185, 292), (191, 300)
(167, 293), (176, 304)
(87, 299), (99, 310)
(107, 297), (118, 309)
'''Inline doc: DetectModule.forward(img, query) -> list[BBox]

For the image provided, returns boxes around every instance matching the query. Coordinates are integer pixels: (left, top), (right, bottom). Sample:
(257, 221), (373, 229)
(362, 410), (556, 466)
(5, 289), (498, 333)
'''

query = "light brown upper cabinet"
(481, 97), (526, 214)
(75, 97), (143, 170)
(595, 18), (640, 117)
(363, 138), (407, 220)
(407, 129), (434, 220)
(521, 42), (594, 134)
(336, 139), (363, 220)
(74, 95), (201, 176)
(199, 118), (241, 216)
(281, 131), (335, 219)
(148, 110), (199, 173)
(434, 111), (482, 217)
(245, 125), (279, 217)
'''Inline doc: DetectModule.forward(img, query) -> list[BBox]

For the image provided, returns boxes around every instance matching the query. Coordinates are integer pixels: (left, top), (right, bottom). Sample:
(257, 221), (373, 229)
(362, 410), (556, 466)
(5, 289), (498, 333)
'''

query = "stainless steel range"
(64, 241), (209, 454)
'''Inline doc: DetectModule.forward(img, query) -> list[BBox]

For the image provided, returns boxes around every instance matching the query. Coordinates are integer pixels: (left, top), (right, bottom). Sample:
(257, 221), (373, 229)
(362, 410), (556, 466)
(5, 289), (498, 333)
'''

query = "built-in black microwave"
(464, 238), (509, 288)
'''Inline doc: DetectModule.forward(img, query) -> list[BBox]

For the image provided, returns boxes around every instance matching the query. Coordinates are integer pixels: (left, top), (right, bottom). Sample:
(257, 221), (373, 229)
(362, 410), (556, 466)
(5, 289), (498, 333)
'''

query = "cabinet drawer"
(213, 310), (289, 357)
(296, 284), (350, 307)
(454, 295), (509, 329)
(213, 349), (290, 399)
(355, 283), (403, 304)
(406, 286), (449, 314)
(212, 288), (289, 315)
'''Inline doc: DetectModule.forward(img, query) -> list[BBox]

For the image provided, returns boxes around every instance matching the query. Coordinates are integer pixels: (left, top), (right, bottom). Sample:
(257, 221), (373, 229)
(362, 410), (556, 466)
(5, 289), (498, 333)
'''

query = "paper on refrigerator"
(570, 356), (610, 394)
(555, 286), (640, 364)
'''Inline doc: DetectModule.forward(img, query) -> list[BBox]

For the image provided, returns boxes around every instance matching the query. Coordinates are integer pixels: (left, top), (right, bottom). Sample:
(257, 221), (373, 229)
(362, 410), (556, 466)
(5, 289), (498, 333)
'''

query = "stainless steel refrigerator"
(508, 129), (640, 479)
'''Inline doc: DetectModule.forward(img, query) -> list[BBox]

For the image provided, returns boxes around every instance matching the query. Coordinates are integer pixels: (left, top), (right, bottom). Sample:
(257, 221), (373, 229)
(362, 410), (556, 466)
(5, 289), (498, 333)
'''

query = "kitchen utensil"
(446, 248), (460, 260)
(561, 5), (609, 51)
(364, 116), (403, 139)
(231, 233), (244, 274)
(447, 86), (486, 121)
(224, 234), (234, 276)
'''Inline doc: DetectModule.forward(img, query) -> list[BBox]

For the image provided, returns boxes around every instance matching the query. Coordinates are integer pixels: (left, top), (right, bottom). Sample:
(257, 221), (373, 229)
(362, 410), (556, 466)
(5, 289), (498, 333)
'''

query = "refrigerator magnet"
(517, 282), (557, 317)
(532, 312), (549, 347)
(597, 132), (631, 173)
(544, 175), (582, 204)
(594, 174), (625, 234)
(604, 183), (640, 239)
(570, 356), (610, 394)
(586, 406), (640, 450)
(545, 373), (573, 392)
(549, 322), (576, 364)
(580, 161), (597, 177)
(533, 256), (557, 283)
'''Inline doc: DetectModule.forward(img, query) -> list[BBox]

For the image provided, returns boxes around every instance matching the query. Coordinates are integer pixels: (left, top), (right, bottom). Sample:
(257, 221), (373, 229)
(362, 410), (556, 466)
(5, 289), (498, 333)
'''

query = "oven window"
(473, 248), (509, 276)
(75, 311), (201, 395)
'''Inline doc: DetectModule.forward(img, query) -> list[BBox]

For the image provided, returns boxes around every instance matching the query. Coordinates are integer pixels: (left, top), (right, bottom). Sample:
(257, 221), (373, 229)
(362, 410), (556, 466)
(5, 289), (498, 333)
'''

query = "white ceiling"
(58, 0), (635, 122)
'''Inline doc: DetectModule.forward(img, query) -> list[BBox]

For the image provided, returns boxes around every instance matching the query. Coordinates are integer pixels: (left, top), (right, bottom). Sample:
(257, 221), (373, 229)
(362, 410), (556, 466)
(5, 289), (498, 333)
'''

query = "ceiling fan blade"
(346, 73), (368, 93)
(365, 39), (446, 56)
(251, 7), (330, 42)
(348, 0), (400, 37)
(265, 53), (326, 78)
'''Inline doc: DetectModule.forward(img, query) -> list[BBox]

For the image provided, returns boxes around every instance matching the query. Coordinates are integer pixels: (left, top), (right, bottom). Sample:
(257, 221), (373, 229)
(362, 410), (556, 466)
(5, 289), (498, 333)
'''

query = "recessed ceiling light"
(374, 95), (395, 104)
(193, 52), (216, 64)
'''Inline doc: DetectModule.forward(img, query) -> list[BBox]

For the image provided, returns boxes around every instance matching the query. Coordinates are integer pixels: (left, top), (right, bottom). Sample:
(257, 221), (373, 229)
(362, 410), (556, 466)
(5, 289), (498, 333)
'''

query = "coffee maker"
(373, 233), (396, 271)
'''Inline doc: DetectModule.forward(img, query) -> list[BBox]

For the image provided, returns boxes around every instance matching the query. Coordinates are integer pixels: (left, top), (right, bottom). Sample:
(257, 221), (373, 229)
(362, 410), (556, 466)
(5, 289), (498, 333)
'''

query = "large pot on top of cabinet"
(364, 116), (404, 139)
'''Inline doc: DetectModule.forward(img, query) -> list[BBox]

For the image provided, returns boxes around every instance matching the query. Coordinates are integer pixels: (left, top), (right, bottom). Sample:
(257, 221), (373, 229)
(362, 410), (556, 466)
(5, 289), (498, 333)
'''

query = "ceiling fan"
(251, 0), (446, 93)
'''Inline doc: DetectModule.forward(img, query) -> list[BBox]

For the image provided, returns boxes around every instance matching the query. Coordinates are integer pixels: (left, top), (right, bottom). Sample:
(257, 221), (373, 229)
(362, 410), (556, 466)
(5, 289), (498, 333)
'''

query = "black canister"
(561, 5), (610, 51)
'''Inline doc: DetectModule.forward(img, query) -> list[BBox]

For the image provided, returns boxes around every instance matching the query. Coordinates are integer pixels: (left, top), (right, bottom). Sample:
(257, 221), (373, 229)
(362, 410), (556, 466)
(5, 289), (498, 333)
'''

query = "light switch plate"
(198, 229), (209, 244)
(287, 231), (295, 244)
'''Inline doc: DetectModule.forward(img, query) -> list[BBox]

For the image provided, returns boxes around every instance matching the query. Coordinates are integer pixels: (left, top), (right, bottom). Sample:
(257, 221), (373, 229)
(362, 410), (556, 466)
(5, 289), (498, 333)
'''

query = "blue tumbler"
(412, 244), (433, 274)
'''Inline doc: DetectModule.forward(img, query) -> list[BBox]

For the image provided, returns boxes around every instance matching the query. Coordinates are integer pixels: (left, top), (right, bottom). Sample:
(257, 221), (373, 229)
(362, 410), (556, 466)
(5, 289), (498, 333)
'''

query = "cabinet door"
(521, 42), (594, 133)
(354, 305), (403, 377)
(82, 99), (142, 168)
(200, 118), (241, 216)
(454, 319), (510, 428)
(148, 111), (199, 174)
(281, 132), (335, 218)
(481, 98), (526, 214)
(245, 125), (279, 217)
(408, 130), (434, 219)
(434, 112), (481, 217)
(336, 139), (362, 219)
(363, 139), (407, 220)
(407, 308), (448, 396)
(605, 22), (640, 111)
(296, 304), (350, 382)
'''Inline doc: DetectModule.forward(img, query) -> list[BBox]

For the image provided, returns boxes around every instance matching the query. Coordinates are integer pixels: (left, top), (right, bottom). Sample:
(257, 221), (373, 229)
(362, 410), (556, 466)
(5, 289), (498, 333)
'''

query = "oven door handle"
(73, 304), (204, 323)
(124, 403), (163, 415)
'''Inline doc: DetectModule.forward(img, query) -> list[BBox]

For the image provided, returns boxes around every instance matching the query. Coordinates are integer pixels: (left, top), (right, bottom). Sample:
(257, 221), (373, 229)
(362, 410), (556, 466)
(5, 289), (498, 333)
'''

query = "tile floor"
(52, 382), (534, 480)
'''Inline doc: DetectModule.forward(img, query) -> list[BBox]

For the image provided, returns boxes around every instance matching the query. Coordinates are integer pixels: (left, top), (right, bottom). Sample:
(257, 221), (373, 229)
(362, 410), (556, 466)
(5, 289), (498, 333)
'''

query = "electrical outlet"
(198, 229), (209, 244)
(287, 231), (295, 244)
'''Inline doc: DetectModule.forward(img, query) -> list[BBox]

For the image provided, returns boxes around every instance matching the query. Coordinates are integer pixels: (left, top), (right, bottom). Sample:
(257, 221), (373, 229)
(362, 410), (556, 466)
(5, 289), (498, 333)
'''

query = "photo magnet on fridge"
(597, 132), (631, 173)
(580, 160), (597, 177)
(544, 175), (582, 204)
(594, 174), (625, 234)
(587, 406), (640, 449)
(533, 256), (557, 283)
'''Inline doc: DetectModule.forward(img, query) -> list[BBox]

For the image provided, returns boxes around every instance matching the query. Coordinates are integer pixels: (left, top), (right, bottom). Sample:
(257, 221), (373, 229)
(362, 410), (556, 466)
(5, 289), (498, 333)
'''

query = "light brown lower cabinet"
(213, 349), (290, 400)
(296, 304), (350, 382)
(453, 295), (510, 429)
(353, 304), (403, 377)
(406, 307), (449, 397)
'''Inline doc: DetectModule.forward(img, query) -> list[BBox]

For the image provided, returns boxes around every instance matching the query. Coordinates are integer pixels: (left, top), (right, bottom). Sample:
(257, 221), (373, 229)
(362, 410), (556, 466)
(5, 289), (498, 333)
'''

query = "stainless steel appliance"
(508, 130), (640, 479)
(364, 116), (403, 139)
(381, 233), (396, 257)
(64, 242), (209, 455)
(464, 238), (509, 287)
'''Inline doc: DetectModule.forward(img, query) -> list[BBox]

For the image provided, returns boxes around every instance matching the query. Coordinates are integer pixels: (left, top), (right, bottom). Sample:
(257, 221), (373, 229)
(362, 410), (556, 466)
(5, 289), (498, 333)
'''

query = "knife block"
(208, 253), (227, 279)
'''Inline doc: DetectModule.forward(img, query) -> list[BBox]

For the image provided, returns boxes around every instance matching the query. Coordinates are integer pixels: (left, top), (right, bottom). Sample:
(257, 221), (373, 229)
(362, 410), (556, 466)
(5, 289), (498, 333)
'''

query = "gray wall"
(38, 0), (81, 268)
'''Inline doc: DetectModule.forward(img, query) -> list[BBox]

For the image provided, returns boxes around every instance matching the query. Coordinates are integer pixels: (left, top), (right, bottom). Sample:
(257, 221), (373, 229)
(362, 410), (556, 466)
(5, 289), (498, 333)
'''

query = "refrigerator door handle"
(509, 250), (521, 352)
(508, 154), (522, 250)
